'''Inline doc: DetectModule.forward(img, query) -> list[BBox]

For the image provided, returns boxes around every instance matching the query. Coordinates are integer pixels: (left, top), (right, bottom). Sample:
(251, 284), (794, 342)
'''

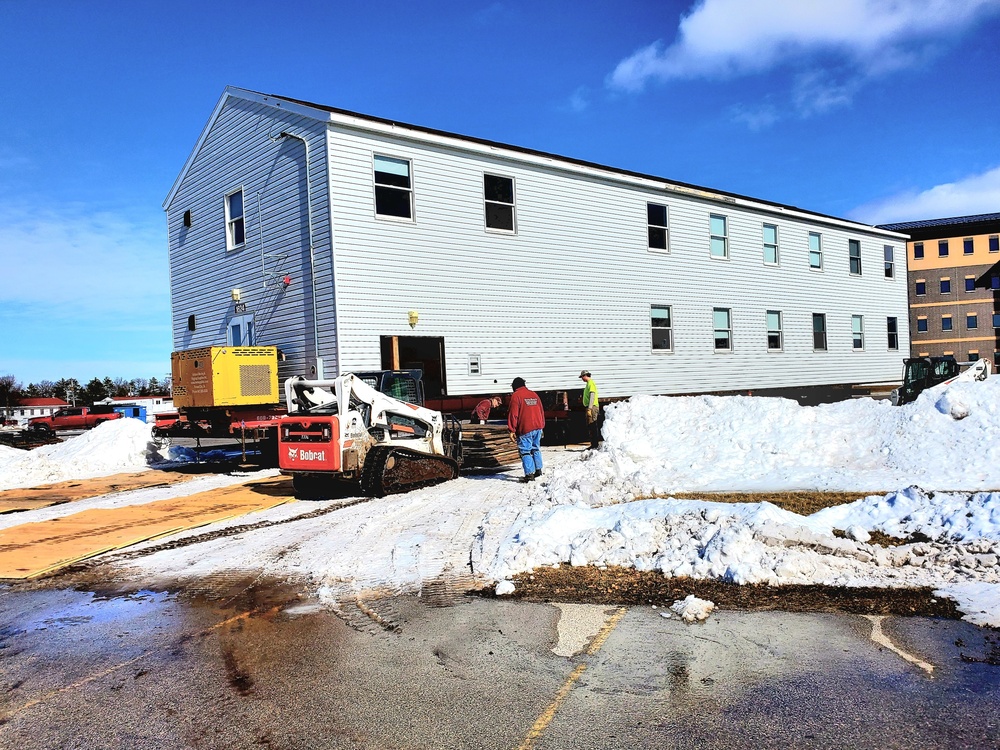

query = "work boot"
(533, 470), (542, 479)
(519, 475), (534, 483)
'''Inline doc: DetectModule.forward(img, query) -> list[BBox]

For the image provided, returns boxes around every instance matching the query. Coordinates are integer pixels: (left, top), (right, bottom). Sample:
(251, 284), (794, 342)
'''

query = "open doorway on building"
(380, 336), (447, 398)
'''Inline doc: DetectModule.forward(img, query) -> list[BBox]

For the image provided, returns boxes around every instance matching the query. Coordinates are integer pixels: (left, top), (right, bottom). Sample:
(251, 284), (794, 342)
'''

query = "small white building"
(163, 86), (910, 401)
(3, 397), (69, 426)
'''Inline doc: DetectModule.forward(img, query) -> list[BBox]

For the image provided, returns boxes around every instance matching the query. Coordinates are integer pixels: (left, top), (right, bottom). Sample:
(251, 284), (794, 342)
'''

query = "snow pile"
(483, 378), (1000, 625)
(671, 595), (715, 623)
(0, 419), (159, 490)
(599, 377), (1000, 492)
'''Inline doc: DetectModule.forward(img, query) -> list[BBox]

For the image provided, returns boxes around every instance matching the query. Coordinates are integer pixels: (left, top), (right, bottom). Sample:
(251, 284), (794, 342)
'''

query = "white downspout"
(279, 131), (323, 379)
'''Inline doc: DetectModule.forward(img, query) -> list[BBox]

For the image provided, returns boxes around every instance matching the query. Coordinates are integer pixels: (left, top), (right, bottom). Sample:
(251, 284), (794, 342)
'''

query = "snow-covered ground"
(2, 378), (999, 626)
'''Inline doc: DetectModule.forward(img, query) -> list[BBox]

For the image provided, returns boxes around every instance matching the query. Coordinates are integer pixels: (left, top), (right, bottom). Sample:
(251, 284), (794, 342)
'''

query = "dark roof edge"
(878, 213), (1000, 242)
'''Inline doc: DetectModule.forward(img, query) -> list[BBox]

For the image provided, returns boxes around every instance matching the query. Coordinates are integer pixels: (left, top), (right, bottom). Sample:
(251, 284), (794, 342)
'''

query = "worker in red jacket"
(507, 377), (545, 482)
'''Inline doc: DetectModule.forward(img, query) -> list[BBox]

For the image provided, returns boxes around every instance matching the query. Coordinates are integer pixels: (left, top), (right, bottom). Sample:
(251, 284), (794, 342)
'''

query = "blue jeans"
(517, 429), (543, 475)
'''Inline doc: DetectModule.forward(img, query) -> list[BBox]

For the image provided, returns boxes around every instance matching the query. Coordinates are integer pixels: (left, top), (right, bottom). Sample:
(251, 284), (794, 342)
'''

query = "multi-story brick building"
(878, 213), (1000, 367)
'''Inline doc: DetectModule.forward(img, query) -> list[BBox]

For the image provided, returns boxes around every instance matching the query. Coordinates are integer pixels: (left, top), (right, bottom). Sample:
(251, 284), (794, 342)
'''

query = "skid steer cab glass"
(278, 416), (341, 472)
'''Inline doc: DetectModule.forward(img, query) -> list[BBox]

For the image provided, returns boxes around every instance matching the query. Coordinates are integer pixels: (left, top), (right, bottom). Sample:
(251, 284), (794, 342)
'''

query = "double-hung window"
(887, 317), (899, 350)
(812, 313), (827, 350)
(851, 315), (864, 350)
(713, 308), (732, 351)
(808, 232), (823, 269)
(849, 239), (862, 275)
(766, 310), (782, 350)
(710, 215), (728, 258)
(884, 246), (894, 278)
(484, 174), (516, 232)
(648, 203), (669, 251)
(763, 224), (779, 264)
(374, 155), (413, 219)
(651, 305), (672, 350)
(225, 189), (245, 250)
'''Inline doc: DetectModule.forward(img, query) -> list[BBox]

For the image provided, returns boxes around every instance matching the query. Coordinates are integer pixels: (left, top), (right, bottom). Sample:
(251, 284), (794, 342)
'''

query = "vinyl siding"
(327, 123), (909, 398)
(166, 97), (337, 381)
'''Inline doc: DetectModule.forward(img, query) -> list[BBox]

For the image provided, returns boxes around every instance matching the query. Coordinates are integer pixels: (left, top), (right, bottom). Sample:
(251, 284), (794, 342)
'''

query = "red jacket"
(507, 387), (545, 436)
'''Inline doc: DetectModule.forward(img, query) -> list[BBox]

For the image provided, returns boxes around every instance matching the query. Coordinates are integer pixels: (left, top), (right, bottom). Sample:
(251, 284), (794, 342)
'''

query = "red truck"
(28, 406), (122, 433)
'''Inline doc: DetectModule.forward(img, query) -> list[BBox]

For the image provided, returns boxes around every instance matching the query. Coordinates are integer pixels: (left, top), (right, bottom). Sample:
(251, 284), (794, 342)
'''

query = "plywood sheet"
(0, 476), (293, 579)
(0, 471), (200, 515)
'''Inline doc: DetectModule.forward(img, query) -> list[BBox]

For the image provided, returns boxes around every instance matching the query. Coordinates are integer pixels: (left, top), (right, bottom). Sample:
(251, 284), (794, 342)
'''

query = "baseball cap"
(579, 370), (591, 378)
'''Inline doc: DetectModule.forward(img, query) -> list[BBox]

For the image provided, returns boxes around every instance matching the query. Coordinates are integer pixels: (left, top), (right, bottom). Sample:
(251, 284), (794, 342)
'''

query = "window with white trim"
(809, 232), (822, 269)
(484, 174), (515, 232)
(849, 239), (862, 275)
(225, 189), (245, 251)
(713, 307), (732, 351)
(651, 305), (672, 350)
(763, 224), (779, 264)
(852, 315), (864, 350)
(766, 310), (782, 350)
(813, 313), (827, 350)
(887, 317), (898, 350)
(374, 154), (413, 219)
(710, 215), (728, 258)
(884, 246), (894, 278)
(648, 203), (669, 251)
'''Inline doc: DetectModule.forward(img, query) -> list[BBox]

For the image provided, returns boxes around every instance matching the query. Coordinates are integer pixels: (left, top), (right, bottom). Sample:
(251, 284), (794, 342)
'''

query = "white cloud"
(850, 165), (1000, 224)
(608, 0), (1000, 117)
(0, 203), (168, 321)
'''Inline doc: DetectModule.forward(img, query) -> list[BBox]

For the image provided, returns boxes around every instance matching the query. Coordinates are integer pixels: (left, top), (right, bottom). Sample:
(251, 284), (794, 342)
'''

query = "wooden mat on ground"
(462, 424), (521, 469)
(0, 476), (293, 579)
(0, 471), (200, 515)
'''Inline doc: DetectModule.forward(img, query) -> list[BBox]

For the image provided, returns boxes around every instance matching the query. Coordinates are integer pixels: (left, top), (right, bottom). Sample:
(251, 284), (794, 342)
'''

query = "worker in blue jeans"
(507, 377), (546, 482)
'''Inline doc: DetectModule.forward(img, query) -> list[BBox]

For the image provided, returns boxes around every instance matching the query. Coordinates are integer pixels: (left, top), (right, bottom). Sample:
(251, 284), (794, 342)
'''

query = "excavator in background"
(278, 373), (463, 498)
(890, 356), (993, 406)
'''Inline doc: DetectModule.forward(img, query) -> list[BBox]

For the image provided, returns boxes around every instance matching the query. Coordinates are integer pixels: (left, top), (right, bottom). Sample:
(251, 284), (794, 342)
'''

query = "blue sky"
(2, 0), (999, 385)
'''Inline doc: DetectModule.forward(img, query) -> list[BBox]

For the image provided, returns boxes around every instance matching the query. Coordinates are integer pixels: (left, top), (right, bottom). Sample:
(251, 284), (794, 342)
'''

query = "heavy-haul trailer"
(155, 346), (584, 465)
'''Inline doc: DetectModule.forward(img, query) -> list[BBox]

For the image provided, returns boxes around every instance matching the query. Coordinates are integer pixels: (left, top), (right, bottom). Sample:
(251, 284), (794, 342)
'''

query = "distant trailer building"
(878, 213), (1000, 368)
(2, 397), (69, 425)
(163, 86), (910, 402)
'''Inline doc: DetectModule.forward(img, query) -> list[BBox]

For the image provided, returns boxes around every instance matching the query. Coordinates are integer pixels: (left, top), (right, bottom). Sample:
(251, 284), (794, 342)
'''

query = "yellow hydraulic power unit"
(171, 346), (279, 408)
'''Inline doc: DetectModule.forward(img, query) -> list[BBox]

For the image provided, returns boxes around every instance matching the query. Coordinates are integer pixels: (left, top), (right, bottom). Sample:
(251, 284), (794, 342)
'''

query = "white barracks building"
(164, 87), (909, 402)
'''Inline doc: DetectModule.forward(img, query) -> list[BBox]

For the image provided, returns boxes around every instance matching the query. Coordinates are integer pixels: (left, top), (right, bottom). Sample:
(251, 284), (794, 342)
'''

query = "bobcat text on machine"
(278, 373), (463, 498)
(889, 356), (993, 406)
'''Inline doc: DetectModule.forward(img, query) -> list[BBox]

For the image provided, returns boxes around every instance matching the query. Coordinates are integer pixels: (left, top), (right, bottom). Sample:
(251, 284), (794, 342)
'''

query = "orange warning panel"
(0, 476), (294, 579)
(0, 471), (200, 515)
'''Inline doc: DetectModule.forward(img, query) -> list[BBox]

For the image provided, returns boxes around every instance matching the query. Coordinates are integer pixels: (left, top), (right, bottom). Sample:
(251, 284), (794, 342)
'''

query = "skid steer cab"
(278, 373), (462, 498)
(890, 356), (992, 406)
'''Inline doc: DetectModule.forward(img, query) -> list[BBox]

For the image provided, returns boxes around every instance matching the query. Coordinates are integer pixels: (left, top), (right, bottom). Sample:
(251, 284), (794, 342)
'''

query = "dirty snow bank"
(485, 379), (1000, 626)
(0, 419), (161, 490)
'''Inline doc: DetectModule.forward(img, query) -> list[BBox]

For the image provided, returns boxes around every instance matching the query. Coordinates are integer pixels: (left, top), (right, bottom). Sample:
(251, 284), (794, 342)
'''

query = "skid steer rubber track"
(360, 446), (459, 497)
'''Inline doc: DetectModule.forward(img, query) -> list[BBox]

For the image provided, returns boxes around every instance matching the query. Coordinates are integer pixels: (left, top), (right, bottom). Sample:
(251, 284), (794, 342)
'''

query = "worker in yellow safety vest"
(579, 370), (600, 449)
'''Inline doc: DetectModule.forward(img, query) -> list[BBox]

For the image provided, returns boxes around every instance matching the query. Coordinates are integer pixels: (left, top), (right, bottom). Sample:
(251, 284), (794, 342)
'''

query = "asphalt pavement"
(1, 585), (998, 749)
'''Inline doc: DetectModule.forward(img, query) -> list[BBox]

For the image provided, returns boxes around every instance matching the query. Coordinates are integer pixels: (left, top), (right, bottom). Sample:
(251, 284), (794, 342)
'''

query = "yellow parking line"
(516, 607), (627, 750)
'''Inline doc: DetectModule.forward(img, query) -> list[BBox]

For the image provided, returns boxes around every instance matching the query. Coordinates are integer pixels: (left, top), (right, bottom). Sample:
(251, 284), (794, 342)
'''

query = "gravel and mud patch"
(498, 565), (961, 618)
